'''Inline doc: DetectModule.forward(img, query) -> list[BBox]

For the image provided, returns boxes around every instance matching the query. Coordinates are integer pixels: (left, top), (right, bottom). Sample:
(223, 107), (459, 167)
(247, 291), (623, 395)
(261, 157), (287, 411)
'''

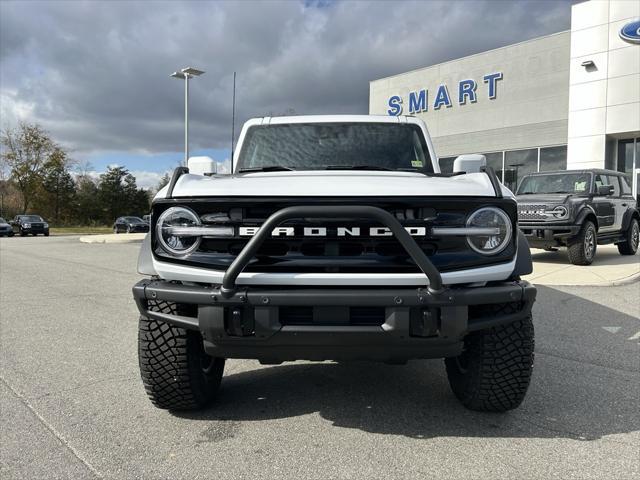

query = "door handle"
(622, 203), (628, 207)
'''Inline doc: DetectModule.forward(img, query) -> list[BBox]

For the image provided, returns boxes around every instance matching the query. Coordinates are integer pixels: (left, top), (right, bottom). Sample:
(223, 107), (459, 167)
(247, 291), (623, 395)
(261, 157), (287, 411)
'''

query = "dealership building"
(369, 0), (640, 195)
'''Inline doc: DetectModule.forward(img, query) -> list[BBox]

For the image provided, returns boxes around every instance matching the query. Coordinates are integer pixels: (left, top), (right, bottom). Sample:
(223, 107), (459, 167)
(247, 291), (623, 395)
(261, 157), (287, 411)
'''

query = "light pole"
(170, 67), (205, 165)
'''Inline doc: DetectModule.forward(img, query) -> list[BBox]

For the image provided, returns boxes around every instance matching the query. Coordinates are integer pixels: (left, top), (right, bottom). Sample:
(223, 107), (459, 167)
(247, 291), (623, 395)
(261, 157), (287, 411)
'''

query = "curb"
(528, 271), (640, 287)
(80, 233), (146, 244)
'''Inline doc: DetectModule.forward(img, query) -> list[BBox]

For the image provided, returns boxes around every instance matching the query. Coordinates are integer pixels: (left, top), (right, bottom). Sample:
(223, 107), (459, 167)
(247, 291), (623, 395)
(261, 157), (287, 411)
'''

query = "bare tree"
(1, 123), (55, 213)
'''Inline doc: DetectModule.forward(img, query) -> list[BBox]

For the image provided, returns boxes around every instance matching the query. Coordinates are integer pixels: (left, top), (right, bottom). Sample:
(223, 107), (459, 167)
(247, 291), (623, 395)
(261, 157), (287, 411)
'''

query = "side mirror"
(453, 154), (487, 174)
(187, 156), (217, 176)
(597, 185), (614, 196)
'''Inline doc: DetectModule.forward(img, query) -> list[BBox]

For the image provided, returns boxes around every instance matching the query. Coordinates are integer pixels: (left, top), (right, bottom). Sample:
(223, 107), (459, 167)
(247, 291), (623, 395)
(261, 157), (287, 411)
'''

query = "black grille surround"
(151, 196), (518, 274)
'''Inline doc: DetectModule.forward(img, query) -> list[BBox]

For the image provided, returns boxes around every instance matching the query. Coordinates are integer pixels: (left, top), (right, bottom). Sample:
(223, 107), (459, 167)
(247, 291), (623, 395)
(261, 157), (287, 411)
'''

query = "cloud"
(0, 0), (577, 163)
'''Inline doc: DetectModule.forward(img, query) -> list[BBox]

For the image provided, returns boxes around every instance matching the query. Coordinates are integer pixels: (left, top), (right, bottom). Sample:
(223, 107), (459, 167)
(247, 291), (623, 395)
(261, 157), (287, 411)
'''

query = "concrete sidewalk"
(79, 233), (146, 244)
(523, 244), (640, 286)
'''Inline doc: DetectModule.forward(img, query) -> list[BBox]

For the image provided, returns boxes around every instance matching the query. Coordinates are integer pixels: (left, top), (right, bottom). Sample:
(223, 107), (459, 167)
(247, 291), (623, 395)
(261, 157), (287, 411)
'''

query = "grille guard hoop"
(220, 205), (444, 296)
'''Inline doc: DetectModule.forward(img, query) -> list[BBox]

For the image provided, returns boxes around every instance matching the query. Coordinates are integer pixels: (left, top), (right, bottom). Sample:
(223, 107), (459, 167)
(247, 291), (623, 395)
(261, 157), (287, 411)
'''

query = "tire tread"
(138, 301), (223, 411)
(445, 315), (534, 412)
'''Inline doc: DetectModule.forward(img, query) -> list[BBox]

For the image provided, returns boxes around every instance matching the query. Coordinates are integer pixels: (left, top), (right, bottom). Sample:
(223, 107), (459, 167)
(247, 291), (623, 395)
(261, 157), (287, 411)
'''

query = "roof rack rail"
(166, 166), (189, 199)
(481, 166), (502, 198)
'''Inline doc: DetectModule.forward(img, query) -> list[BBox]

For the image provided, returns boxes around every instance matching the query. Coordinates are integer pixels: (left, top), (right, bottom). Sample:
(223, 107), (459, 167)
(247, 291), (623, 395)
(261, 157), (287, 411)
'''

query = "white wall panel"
(569, 79), (607, 111)
(606, 102), (640, 134)
(567, 135), (606, 167)
(568, 108), (606, 137)
(609, 0), (640, 22)
(608, 46), (640, 78)
(571, 0), (610, 30)
(607, 75), (640, 106)
(570, 24), (609, 58)
(569, 52), (609, 84)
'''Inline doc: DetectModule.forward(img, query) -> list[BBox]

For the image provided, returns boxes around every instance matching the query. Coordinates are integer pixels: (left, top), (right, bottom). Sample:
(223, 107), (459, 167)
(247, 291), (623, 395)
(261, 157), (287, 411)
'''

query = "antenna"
(230, 71), (237, 168)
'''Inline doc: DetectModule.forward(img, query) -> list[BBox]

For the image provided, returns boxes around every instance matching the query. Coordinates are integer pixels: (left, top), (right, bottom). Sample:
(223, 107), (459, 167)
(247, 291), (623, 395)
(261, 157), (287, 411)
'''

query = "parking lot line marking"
(627, 331), (640, 341)
(602, 326), (621, 334)
(0, 376), (102, 478)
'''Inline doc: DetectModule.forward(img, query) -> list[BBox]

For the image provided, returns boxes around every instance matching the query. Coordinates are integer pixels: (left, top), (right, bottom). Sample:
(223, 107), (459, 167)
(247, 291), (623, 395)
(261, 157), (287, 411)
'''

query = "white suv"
(133, 115), (536, 413)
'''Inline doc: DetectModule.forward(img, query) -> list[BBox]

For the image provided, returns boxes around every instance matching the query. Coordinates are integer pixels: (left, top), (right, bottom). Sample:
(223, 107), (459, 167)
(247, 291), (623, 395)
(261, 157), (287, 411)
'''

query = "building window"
(504, 148), (537, 192)
(539, 145), (567, 172)
(482, 152), (504, 180)
(617, 138), (638, 176)
(438, 157), (456, 173)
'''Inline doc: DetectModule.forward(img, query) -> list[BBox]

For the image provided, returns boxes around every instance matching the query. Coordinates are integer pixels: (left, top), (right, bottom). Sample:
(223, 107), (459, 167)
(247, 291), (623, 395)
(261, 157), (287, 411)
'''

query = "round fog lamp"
(157, 207), (201, 255)
(466, 207), (512, 255)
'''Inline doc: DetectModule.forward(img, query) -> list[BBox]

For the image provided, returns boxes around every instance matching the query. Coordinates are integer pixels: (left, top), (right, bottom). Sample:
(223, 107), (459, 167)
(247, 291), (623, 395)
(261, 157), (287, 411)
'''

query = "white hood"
(158, 171), (511, 199)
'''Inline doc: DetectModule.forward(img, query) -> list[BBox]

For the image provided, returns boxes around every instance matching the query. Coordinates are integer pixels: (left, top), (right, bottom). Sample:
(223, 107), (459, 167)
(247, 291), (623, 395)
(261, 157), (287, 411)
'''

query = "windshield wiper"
(324, 165), (392, 171)
(238, 166), (295, 173)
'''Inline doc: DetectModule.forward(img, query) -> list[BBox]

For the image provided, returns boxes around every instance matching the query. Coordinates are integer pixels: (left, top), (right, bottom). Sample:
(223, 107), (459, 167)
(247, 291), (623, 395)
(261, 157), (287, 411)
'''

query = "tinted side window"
(619, 175), (632, 195)
(594, 174), (620, 196)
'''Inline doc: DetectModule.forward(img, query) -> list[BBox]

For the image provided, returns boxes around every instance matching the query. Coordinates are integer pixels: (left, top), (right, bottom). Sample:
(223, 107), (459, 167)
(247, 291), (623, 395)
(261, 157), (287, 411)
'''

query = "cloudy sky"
(1, 0), (577, 188)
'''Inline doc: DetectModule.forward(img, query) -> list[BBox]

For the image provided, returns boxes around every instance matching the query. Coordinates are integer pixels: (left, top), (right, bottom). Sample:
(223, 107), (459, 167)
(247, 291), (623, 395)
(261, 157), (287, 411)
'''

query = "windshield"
(20, 215), (43, 222)
(236, 123), (434, 173)
(124, 217), (144, 223)
(517, 173), (591, 195)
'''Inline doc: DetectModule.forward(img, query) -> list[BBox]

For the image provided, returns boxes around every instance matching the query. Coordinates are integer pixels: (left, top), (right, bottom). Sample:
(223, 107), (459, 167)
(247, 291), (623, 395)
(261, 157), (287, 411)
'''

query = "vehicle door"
(618, 175), (635, 232)
(592, 174), (617, 232)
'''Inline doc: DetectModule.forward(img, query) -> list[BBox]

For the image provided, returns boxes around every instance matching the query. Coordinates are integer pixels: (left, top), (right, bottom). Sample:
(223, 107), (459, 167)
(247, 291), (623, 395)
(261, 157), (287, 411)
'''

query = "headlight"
(23, 223), (31, 228)
(43, 223), (49, 228)
(466, 207), (512, 255)
(156, 207), (234, 255)
(157, 207), (202, 255)
(548, 205), (568, 219)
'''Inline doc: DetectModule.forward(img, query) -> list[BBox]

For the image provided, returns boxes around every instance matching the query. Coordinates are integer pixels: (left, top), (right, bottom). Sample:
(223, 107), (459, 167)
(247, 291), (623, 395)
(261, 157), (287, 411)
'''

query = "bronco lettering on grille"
(238, 226), (427, 237)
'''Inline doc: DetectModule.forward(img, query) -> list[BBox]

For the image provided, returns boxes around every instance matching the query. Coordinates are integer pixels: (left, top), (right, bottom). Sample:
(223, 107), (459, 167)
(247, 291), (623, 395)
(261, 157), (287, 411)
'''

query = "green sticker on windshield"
(411, 160), (423, 167)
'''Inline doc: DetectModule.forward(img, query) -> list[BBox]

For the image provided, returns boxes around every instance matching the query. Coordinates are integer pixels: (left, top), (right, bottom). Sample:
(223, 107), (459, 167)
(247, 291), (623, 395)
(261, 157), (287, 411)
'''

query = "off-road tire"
(617, 218), (639, 256)
(567, 220), (597, 265)
(138, 301), (225, 411)
(445, 315), (534, 412)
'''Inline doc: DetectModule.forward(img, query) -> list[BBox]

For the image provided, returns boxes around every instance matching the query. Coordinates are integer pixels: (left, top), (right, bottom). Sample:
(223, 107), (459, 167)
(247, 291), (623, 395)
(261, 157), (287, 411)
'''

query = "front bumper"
(21, 228), (49, 234)
(132, 279), (536, 362)
(519, 223), (580, 247)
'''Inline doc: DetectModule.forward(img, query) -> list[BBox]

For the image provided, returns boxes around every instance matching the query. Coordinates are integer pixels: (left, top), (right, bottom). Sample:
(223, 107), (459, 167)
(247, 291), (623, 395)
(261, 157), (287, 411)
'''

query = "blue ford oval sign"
(619, 20), (640, 45)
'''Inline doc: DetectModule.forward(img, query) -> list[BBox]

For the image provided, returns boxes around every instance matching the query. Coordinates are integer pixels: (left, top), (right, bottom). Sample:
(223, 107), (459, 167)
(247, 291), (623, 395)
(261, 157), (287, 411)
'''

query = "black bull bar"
(219, 205), (444, 296)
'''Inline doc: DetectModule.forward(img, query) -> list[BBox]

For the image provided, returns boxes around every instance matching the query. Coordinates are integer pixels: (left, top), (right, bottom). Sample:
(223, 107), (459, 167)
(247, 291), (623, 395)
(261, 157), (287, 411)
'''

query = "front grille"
(153, 197), (518, 273)
(518, 204), (548, 221)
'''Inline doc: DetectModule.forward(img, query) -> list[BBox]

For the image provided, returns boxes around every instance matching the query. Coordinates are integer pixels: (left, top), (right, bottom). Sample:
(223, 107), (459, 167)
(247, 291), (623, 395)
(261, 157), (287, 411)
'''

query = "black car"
(516, 169), (639, 265)
(0, 217), (13, 237)
(10, 215), (49, 236)
(113, 216), (150, 234)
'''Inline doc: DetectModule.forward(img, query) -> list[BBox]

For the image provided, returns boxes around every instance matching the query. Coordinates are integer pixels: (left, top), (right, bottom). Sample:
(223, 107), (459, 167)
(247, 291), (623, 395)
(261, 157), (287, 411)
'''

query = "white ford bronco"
(133, 115), (536, 413)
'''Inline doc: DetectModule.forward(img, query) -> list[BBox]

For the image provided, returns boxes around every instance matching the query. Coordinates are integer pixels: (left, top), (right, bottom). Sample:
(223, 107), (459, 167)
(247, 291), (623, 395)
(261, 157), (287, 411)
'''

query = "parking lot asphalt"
(1, 235), (639, 480)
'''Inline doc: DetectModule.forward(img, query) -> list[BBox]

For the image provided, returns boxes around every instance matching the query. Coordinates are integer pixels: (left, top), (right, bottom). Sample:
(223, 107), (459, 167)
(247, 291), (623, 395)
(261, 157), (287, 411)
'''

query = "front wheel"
(138, 302), (225, 411)
(617, 218), (639, 256)
(445, 315), (534, 412)
(567, 221), (597, 265)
